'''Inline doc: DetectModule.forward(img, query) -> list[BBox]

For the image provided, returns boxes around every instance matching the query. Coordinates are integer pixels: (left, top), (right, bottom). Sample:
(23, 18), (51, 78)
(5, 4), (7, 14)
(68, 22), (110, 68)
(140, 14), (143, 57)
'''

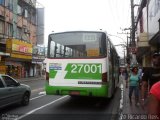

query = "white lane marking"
(119, 78), (124, 120)
(39, 91), (46, 95)
(17, 95), (69, 120)
(30, 91), (46, 101)
(30, 95), (46, 101)
(31, 88), (44, 93)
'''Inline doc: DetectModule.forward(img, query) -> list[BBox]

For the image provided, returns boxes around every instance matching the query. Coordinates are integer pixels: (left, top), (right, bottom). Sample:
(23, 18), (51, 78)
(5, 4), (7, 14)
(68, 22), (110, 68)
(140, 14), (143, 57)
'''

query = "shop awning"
(5, 61), (22, 67)
(0, 52), (10, 56)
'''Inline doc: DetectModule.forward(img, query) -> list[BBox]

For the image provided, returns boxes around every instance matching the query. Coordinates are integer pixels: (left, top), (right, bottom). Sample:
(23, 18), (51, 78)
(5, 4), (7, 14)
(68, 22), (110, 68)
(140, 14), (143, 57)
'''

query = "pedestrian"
(138, 65), (143, 81)
(147, 81), (160, 119)
(124, 68), (129, 88)
(141, 51), (160, 106)
(138, 66), (143, 89)
(128, 66), (140, 106)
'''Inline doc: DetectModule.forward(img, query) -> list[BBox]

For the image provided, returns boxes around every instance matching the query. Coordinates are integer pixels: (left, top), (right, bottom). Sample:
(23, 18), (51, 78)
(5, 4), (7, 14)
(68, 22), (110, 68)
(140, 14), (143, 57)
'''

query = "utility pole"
(127, 36), (129, 57)
(124, 49), (126, 64)
(131, 0), (135, 46)
(130, 0), (138, 66)
(117, 30), (130, 62)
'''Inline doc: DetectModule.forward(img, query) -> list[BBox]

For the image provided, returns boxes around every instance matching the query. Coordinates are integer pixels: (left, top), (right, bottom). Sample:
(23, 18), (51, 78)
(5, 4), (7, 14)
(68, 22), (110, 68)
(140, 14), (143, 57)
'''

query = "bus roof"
(49, 30), (107, 36)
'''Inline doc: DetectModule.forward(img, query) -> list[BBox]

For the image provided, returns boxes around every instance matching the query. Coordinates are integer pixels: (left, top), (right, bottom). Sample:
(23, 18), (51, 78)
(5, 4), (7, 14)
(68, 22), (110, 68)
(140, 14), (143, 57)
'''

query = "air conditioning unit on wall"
(17, 6), (22, 15)
(24, 28), (30, 33)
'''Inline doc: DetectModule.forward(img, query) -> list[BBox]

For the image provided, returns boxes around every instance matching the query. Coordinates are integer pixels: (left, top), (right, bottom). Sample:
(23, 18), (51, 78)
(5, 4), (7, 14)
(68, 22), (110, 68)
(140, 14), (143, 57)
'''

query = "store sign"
(12, 44), (32, 54)
(32, 46), (45, 55)
(0, 66), (6, 74)
(129, 47), (137, 53)
(6, 39), (33, 59)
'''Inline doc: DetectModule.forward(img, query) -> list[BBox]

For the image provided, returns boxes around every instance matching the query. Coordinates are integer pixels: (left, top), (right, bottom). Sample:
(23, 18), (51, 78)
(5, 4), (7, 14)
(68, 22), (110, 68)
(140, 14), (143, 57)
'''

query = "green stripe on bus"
(49, 70), (57, 78)
(64, 63), (102, 80)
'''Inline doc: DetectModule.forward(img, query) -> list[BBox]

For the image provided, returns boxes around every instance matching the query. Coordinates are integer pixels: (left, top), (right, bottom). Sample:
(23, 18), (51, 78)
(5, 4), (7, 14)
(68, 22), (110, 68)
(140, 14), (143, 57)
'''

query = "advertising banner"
(6, 39), (32, 59)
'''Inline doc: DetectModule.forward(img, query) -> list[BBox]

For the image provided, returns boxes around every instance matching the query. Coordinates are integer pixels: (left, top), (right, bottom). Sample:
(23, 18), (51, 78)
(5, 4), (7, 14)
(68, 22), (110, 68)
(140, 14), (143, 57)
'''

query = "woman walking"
(128, 66), (140, 106)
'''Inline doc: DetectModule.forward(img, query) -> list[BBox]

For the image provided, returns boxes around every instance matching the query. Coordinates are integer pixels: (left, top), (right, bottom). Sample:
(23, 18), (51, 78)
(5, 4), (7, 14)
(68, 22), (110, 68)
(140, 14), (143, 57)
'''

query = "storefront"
(6, 39), (33, 78)
(32, 46), (45, 77)
(0, 52), (10, 74)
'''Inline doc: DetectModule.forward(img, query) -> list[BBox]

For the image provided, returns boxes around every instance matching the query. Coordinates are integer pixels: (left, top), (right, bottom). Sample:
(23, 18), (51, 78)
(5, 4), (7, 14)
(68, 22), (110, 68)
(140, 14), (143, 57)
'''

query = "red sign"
(128, 47), (136, 53)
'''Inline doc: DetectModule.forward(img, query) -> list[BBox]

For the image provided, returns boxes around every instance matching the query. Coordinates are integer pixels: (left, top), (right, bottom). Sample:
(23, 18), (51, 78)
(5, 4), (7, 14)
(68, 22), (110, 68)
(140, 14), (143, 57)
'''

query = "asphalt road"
(0, 79), (121, 120)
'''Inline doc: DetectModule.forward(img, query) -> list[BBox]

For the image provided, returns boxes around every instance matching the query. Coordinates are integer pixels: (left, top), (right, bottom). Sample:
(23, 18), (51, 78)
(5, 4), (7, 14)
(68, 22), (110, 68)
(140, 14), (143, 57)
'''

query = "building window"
(5, 0), (13, 10)
(0, 20), (4, 34)
(22, 29), (30, 42)
(0, 0), (4, 5)
(31, 10), (36, 24)
(17, 5), (22, 15)
(6, 23), (13, 37)
(17, 27), (22, 39)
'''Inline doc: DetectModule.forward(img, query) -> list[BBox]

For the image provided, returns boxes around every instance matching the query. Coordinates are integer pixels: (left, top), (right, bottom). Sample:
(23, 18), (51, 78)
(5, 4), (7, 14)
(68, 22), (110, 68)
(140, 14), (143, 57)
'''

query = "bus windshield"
(48, 31), (107, 58)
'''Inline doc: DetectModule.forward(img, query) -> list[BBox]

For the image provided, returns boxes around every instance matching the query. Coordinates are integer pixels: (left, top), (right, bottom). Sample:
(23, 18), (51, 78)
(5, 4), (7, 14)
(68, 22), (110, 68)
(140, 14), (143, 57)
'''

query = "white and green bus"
(45, 31), (119, 98)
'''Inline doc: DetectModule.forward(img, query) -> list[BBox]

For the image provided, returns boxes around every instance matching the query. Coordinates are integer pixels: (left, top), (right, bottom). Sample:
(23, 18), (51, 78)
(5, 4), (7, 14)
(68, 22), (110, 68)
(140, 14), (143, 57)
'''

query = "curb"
(17, 77), (45, 82)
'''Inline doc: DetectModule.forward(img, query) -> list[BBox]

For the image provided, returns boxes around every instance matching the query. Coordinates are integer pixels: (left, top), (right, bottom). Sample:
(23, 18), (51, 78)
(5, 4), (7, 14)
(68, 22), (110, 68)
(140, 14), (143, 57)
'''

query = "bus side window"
(100, 39), (106, 56)
(50, 41), (56, 58)
(54, 43), (57, 57)
(63, 46), (66, 57)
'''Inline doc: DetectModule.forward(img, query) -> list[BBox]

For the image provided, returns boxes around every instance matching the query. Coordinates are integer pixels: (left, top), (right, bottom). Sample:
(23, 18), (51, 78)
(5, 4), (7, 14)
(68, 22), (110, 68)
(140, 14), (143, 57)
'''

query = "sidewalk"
(17, 76), (45, 82)
(119, 75), (147, 119)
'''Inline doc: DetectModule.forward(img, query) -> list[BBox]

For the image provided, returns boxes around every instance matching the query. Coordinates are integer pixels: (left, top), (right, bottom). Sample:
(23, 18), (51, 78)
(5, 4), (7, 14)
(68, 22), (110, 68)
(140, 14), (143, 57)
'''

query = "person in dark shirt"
(141, 51), (160, 107)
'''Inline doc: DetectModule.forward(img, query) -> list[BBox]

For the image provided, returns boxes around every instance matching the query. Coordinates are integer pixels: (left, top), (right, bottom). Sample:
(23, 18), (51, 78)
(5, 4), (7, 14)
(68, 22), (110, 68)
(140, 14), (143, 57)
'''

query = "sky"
(37, 0), (140, 57)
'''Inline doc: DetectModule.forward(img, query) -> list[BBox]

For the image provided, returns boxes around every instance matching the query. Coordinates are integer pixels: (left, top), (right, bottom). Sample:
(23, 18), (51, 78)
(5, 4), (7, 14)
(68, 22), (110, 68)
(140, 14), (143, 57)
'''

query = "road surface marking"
(30, 94), (46, 101)
(17, 95), (69, 120)
(30, 91), (46, 101)
(119, 82), (124, 120)
(39, 91), (46, 95)
(31, 88), (44, 93)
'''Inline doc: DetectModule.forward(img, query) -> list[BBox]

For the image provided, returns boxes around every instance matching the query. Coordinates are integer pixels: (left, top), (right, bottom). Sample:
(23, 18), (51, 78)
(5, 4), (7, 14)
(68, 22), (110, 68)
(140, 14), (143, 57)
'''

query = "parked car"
(0, 74), (31, 108)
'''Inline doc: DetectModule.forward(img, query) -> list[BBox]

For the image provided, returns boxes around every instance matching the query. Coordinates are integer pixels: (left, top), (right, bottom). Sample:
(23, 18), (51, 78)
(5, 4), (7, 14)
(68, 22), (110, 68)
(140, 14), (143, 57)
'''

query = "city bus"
(45, 31), (120, 98)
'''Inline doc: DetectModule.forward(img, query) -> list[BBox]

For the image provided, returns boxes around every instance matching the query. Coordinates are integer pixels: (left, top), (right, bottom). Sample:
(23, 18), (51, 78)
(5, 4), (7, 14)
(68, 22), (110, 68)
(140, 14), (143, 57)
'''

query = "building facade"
(136, 0), (160, 68)
(0, 0), (44, 78)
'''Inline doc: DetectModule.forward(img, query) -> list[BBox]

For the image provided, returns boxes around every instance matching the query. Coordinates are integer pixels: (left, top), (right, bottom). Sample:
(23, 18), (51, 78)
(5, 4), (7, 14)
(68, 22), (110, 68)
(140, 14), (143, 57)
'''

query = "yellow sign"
(87, 49), (99, 56)
(0, 66), (6, 74)
(6, 39), (33, 59)
(11, 53), (32, 59)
